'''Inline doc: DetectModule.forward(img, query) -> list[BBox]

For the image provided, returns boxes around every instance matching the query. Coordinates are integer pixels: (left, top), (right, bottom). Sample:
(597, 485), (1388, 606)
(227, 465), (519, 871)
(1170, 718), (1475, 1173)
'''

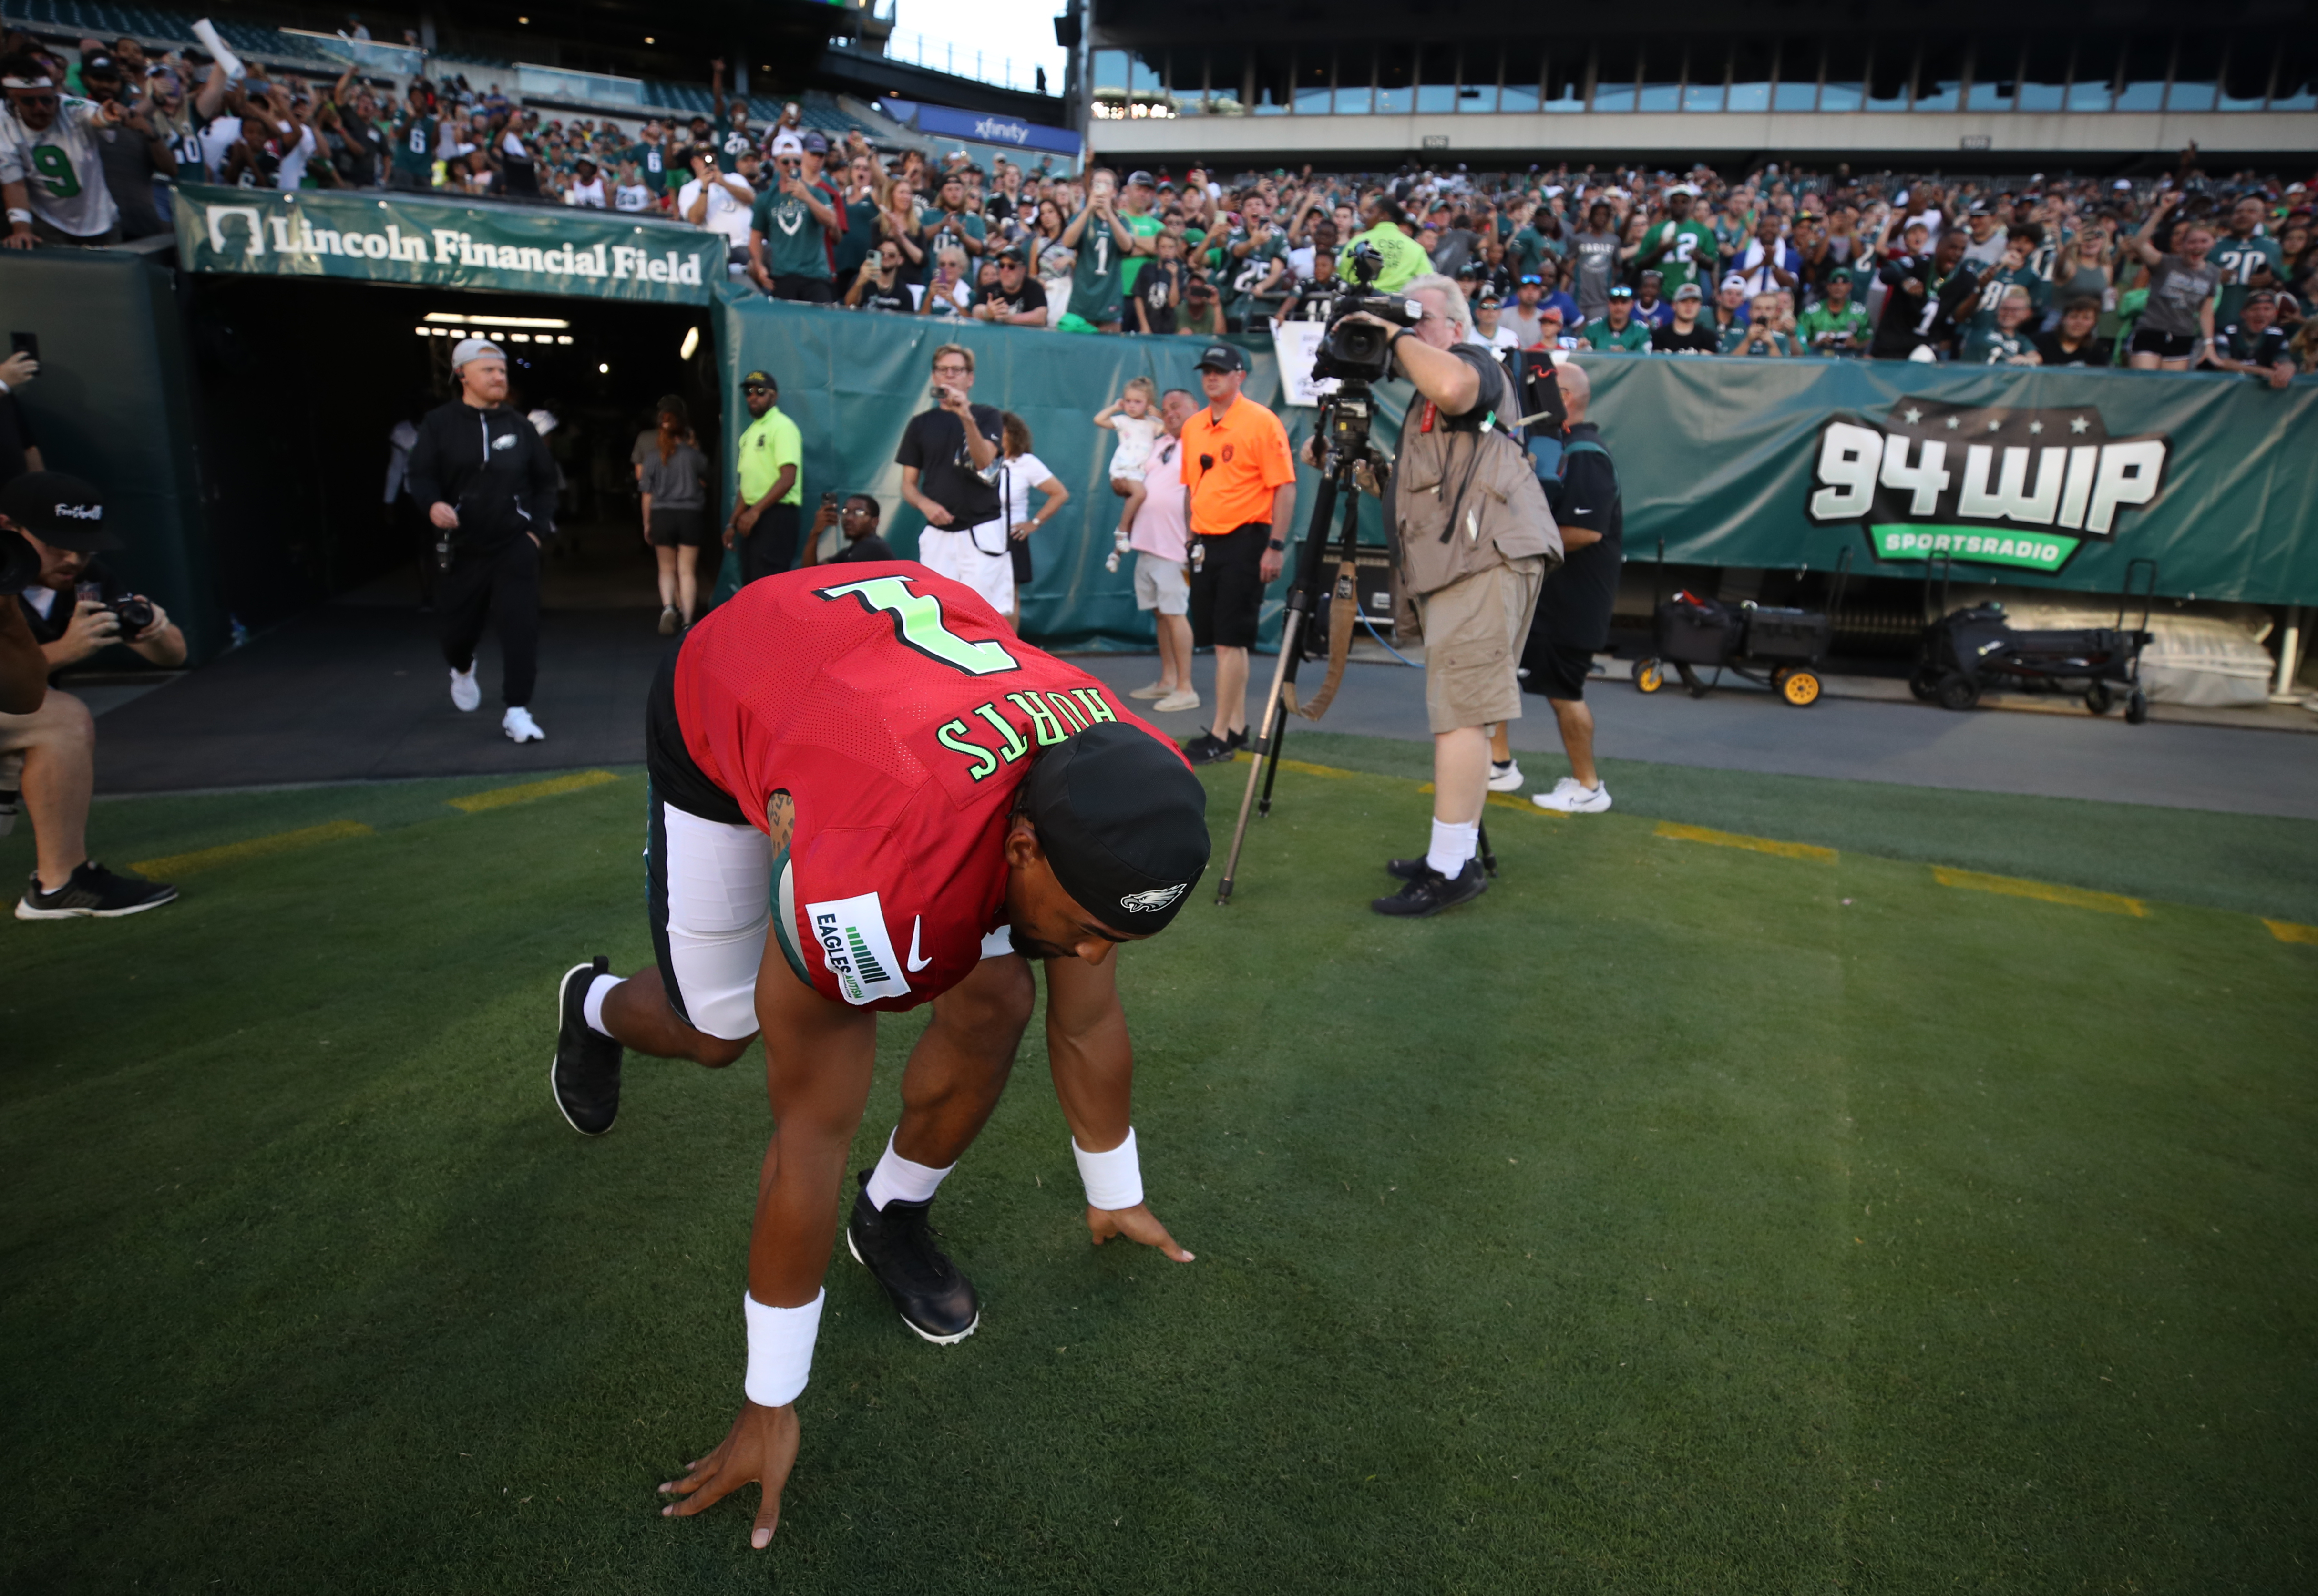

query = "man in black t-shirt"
(970, 253), (1048, 326)
(1651, 284), (1720, 354)
(895, 343), (1013, 617)
(1515, 364), (1619, 816)
(798, 493), (895, 566)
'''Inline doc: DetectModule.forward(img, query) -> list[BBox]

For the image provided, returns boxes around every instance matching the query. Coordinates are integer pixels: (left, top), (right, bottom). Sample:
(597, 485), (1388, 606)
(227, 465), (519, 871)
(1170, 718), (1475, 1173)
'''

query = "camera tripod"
(1212, 397), (1494, 906)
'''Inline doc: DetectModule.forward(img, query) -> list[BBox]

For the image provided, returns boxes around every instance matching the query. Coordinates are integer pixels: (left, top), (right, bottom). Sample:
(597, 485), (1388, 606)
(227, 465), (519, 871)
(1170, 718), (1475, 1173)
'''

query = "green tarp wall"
(0, 248), (222, 662)
(717, 298), (2318, 650)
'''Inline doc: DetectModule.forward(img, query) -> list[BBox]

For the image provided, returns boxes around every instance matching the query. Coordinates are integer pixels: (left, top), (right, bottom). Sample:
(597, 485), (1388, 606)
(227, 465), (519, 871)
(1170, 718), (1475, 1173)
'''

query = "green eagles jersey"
(1508, 225), (1554, 278)
(392, 114), (436, 177)
(1796, 299), (1871, 355)
(753, 189), (831, 280)
(1964, 264), (2049, 338)
(1580, 316), (1654, 353)
(627, 141), (669, 192)
(1961, 327), (2036, 365)
(2210, 234), (2284, 327)
(1720, 322), (1793, 356)
(834, 194), (878, 273)
(1643, 219), (1717, 290)
(1227, 234), (1288, 316)
(918, 206), (986, 259)
(1070, 209), (1128, 323)
(1116, 211), (1163, 292)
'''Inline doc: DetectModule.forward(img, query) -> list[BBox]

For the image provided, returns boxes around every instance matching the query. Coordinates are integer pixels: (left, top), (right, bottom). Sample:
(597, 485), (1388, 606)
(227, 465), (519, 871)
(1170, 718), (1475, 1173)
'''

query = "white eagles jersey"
(0, 96), (120, 237)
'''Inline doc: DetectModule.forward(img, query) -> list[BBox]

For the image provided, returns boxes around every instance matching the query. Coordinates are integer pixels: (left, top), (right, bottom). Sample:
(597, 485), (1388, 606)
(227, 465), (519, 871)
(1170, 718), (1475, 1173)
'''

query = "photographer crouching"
(1347, 276), (1561, 917)
(0, 472), (183, 919)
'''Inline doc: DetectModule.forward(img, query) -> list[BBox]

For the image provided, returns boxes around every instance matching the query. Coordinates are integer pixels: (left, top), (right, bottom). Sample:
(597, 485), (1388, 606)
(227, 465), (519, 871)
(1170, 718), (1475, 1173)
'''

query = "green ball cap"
(1024, 724), (1210, 934)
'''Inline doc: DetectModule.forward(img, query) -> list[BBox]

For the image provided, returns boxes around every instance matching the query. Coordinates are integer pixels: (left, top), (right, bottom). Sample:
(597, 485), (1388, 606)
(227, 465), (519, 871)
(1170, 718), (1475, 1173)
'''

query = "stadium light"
(599, 363), (610, 374)
(423, 312), (571, 329)
(679, 327), (701, 360)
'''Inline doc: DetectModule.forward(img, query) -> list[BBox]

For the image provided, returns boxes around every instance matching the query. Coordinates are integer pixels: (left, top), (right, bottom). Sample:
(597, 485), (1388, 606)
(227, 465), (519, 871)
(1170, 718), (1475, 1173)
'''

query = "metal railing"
(851, 30), (1056, 96)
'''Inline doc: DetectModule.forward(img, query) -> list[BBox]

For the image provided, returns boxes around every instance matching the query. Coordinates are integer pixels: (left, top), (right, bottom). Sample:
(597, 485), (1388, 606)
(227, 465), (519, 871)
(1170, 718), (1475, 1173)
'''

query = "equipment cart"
(1632, 548), (1852, 708)
(1910, 556), (2157, 722)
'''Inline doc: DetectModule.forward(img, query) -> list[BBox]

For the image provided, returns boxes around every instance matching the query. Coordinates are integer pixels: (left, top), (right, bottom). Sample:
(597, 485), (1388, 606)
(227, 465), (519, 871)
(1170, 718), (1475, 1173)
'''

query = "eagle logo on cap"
(1118, 884), (1186, 913)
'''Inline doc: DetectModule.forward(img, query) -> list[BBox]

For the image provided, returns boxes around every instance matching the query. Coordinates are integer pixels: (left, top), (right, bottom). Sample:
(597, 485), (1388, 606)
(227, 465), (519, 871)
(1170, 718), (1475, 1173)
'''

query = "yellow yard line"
(131, 819), (374, 878)
(445, 769), (621, 814)
(1654, 820), (1837, 862)
(2264, 918), (2318, 946)
(1934, 866), (2144, 918)
(1275, 758), (1355, 780)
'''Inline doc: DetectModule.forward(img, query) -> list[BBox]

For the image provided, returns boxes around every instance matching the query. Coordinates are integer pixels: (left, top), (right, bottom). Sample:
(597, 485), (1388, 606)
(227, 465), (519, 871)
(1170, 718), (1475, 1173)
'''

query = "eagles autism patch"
(806, 890), (912, 1005)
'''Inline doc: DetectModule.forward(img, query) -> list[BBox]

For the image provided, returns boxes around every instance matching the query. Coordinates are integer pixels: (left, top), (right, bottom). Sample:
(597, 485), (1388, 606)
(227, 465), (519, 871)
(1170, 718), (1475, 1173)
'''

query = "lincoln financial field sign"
(173, 183), (727, 304)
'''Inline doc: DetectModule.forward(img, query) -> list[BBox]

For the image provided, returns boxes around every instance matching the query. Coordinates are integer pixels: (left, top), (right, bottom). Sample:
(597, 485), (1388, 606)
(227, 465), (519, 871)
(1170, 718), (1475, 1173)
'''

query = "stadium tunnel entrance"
(183, 275), (723, 630)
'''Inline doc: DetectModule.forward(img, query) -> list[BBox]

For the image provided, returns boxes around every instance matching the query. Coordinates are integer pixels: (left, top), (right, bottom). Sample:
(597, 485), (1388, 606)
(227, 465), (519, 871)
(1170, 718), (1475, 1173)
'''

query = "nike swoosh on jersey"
(907, 916), (932, 972)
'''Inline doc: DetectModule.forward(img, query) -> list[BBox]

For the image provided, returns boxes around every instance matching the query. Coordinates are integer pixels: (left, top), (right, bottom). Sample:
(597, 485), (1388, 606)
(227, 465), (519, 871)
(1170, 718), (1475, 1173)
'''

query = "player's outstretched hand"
(1087, 1202), (1194, 1262)
(658, 1400), (800, 1550)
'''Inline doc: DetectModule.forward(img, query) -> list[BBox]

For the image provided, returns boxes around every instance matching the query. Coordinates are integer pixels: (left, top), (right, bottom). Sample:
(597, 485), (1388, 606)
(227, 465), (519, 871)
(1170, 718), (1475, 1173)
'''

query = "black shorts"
(772, 275), (835, 304)
(1188, 522), (1271, 650)
(645, 643), (745, 827)
(649, 507), (708, 547)
(2129, 327), (2197, 360)
(1522, 640), (1596, 701)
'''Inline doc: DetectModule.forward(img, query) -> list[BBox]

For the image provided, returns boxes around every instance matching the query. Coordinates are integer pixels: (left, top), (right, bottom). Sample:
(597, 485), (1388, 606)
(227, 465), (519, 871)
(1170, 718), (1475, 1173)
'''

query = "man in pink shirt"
(1120, 387), (1198, 714)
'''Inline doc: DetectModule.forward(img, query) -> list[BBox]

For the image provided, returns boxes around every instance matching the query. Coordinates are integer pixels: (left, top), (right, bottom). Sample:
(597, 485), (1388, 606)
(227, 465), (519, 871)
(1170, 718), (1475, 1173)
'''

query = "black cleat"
(14, 860), (176, 920)
(1371, 858), (1489, 918)
(550, 956), (623, 1136)
(1384, 857), (1428, 881)
(1180, 727), (1247, 766)
(846, 1172), (980, 1345)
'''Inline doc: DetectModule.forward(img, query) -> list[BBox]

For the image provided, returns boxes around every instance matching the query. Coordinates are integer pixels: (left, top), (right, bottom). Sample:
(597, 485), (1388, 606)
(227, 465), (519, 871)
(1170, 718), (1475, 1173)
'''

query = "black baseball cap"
(1023, 724), (1209, 932)
(1126, 169), (1155, 188)
(740, 369), (776, 390)
(1194, 343), (1245, 374)
(0, 471), (116, 551)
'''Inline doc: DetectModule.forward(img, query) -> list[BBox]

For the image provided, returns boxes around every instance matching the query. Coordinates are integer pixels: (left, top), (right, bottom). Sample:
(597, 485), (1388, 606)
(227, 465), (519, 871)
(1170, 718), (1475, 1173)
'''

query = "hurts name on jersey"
(934, 687), (1124, 781)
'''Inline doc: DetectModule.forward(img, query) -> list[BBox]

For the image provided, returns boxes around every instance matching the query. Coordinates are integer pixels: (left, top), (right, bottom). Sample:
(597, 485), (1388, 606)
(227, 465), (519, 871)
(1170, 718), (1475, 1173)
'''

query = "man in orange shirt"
(1178, 344), (1296, 764)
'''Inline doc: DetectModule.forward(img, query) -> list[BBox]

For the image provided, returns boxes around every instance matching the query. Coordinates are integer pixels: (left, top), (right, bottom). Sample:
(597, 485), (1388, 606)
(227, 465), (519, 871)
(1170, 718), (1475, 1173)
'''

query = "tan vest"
(1389, 413), (1562, 601)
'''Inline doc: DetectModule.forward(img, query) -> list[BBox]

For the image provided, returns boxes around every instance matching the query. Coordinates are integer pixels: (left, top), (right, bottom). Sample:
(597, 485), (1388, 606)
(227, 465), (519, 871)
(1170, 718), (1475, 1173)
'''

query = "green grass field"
(3, 746), (2314, 1593)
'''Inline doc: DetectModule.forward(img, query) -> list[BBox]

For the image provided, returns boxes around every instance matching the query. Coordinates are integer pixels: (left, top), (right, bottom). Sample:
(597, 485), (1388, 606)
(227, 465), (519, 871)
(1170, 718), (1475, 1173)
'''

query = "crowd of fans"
(2, 23), (2311, 379)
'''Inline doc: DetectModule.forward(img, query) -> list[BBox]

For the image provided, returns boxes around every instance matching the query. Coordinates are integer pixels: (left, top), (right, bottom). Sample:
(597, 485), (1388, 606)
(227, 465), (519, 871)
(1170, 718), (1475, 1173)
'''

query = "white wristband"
(7, 208), (32, 225)
(742, 1288), (824, 1408)
(1072, 1127), (1144, 1211)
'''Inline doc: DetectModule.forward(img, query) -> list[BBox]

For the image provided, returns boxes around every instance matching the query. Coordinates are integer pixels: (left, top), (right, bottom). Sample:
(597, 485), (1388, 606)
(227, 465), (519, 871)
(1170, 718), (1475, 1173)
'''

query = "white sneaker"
(503, 706), (545, 743)
(1153, 689), (1201, 713)
(1487, 759), (1524, 793)
(657, 606), (680, 636)
(449, 666), (481, 712)
(1129, 680), (1170, 699)
(1532, 777), (1611, 814)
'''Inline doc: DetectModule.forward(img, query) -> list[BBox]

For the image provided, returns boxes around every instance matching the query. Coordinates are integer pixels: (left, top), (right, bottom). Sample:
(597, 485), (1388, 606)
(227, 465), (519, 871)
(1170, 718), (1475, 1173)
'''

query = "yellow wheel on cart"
(1777, 667), (1823, 707)
(1633, 657), (1666, 694)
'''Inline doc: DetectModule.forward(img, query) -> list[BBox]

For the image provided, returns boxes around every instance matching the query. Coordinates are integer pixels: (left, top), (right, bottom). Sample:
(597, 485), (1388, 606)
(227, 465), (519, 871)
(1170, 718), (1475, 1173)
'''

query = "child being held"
(1093, 376), (1162, 565)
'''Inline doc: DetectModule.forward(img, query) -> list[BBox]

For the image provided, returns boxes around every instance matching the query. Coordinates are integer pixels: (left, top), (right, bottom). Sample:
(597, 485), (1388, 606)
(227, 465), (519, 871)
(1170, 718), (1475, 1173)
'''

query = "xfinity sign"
(1806, 399), (2169, 573)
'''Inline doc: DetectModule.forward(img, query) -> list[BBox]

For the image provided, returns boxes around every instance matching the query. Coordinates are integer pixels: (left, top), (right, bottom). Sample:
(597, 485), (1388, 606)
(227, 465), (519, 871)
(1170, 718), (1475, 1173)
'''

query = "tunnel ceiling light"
(678, 327), (701, 360)
(423, 312), (570, 329)
(599, 363), (610, 373)
(557, 335), (574, 345)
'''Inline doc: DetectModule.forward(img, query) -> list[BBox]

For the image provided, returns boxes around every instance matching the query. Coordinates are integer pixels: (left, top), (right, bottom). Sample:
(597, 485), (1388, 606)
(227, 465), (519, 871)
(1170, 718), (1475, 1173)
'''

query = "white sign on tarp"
(1271, 322), (1337, 408)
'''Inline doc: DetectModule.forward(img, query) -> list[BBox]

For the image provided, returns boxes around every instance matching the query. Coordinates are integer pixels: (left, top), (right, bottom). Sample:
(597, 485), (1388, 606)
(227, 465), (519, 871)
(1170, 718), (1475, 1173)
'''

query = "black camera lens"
(113, 594), (156, 634)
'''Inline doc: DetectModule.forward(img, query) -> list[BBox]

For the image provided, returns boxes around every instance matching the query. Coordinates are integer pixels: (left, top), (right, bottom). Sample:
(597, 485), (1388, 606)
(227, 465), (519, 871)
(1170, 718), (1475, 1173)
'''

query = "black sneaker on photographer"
(1181, 727), (1246, 766)
(1371, 858), (1488, 918)
(15, 860), (178, 921)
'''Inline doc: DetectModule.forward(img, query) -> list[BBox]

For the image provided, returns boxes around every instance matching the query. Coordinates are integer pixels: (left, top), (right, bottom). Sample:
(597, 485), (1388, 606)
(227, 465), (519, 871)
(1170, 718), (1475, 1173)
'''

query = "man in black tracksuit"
(405, 338), (561, 742)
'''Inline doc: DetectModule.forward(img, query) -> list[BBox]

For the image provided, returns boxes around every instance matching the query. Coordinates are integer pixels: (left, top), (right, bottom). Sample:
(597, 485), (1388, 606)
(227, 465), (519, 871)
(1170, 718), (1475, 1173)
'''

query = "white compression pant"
(652, 798), (1018, 1041)
(915, 521), (1015, 615)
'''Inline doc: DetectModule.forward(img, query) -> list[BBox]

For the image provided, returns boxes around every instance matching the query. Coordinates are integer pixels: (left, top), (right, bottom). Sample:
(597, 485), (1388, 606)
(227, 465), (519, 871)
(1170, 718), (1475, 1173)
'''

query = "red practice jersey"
(673, 563), (1181, 1011)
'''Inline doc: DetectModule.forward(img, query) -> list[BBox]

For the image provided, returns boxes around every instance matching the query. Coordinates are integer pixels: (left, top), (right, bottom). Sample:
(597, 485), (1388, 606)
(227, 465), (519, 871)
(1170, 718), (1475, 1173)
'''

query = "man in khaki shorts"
(1333, 275), (1560, 916)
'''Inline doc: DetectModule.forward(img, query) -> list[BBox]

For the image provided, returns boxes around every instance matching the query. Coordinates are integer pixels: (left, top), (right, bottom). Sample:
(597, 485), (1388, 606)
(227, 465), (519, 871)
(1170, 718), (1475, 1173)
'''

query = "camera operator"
(0, 471), (181, 918)
(895, 343), (1014, 619)
(798, 492), (894, 566)
(405, 338), (561, 744)
(1346, 276), (1561, 917)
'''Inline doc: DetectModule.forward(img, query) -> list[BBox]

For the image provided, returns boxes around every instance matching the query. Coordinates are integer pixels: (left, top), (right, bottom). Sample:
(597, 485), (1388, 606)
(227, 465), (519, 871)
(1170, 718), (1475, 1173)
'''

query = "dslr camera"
(1310, 242), (1422, 385)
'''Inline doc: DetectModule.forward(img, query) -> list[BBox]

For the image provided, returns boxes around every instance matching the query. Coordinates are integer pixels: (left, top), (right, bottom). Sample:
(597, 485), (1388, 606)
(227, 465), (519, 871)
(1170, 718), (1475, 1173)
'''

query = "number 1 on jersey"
(818, 574), (1021, 676)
